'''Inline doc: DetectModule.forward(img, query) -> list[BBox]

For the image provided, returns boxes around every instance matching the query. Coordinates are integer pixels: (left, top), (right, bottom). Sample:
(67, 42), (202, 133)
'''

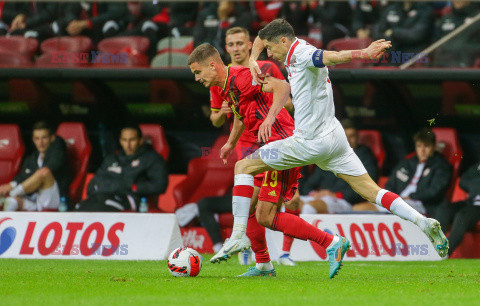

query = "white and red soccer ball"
(167, 247), (202, 277)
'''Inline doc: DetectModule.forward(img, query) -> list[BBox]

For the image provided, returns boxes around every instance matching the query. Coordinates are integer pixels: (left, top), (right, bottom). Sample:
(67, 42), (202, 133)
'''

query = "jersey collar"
(285, 38), (299, 67)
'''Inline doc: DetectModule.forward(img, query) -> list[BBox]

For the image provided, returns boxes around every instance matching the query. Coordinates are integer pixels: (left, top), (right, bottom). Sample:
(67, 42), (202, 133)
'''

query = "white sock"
(10, 185), (25, 197)
(4, 197), (18, 211)
(302, 203), (317, 214)
(256, 261), (274, 271)
(231, 174), (254, 239)
(375, 189), (425, 226)
(281, 251), (290, 257)
(213, 243), (223, 253)
(326, 235), (340, 250)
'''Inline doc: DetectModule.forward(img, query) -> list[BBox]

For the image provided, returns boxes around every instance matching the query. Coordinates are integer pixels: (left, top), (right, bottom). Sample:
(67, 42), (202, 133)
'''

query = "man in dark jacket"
(76, 124), (168, 212)
(299, 119), (379, 214)
(0, 121), (71, 211)
(382, 128), (452, 216)
(435, 161), (480, 256)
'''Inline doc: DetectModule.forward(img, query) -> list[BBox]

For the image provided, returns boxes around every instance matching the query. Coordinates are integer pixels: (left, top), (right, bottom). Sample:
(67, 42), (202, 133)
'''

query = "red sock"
(247, 213), (270, 263)
(282, 209), (300, 252)
(272, 212), (333, 249)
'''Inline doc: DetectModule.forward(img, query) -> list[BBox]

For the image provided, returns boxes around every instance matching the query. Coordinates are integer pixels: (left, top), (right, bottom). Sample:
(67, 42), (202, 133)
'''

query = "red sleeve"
(259, 61), (285, 80)
(236, 69), (263, 97)
(210, 87), (223, 111)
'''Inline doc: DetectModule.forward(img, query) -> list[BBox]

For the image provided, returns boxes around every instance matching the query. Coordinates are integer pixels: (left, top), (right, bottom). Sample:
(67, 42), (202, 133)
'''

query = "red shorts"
(258, 167), (302, 203)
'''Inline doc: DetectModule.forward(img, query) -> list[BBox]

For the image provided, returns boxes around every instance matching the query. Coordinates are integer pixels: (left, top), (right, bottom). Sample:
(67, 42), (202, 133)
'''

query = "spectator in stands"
(0, 3), (28, 35)
(193, 1), (253, 56)
(64, 2), (128, 42)
(372, 1), (434, 61)
(433, 1), (480, 67)
(351, 1), (382, 39)
(364, 128), (452, 215)
(299, 119), (378, 214)
(76, 124), (168, 212)
(0, 121), (71, 211)
(169, 2), (199, 37)
(310, 1), (353, 47)
(436, 161), (480, 256)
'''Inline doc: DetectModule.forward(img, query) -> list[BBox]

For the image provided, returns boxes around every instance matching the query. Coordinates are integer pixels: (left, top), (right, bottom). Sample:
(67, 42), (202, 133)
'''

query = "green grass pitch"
(0, 257), (479, 305)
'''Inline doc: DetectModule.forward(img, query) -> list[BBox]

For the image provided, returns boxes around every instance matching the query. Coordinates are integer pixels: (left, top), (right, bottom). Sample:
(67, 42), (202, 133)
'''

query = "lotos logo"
(0, 217), (16, 255)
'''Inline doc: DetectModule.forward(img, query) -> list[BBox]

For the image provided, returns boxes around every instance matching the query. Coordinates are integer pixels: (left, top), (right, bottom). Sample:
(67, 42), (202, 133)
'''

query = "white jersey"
(284, 38), (337, 139)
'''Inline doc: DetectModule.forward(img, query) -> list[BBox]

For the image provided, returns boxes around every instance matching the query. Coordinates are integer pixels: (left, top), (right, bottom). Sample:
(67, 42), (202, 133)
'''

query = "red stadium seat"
(451, 177), (468, 203)
(0, 124), (25, 185)
(431, 127), (463, 199)
(139, 124), (170, 161)
(297, 36), (322, 49)
(173, 135), (236, 209)
(358, 130), (386, 171)
(56, 122), (92, 203)
(98, 36), (150, 54)
(327, 38), (373, 68)
(0, 52), (32, 67)
(40, 36), (92, 54)
(35, 52), (90, 67)
(0, 37), (38, 59)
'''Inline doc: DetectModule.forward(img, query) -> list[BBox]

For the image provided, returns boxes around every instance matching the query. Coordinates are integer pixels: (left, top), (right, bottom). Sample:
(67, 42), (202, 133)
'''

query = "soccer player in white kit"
(211, 18), (449, 267)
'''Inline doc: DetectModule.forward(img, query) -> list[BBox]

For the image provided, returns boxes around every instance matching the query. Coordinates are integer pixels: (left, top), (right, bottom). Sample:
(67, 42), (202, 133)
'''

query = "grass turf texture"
(1, 257), (479, 305)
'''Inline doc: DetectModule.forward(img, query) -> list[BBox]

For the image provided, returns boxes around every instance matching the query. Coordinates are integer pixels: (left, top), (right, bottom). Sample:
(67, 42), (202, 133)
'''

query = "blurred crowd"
(1, 1), (479, 67)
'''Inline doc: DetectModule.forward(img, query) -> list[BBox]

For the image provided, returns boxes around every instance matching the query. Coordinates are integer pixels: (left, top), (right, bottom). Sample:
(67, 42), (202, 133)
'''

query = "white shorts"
(22, 181), (61, 211)
(300, 195), (353, 214)
(261, 120), (367, 176)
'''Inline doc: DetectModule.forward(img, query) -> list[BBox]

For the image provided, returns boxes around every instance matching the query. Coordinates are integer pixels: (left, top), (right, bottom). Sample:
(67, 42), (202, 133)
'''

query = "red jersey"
(210, 61), (286, 152)
(220, 66), (294, 145)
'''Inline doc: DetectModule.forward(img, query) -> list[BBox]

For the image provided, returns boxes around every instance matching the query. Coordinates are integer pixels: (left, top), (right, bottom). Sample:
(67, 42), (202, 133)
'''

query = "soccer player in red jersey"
(209, 27), (300, 268)
(189, 43), (340, 277)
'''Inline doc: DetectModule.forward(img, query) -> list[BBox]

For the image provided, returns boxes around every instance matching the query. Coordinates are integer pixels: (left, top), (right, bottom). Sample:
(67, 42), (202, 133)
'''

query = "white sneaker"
(421, 218), (449, 258)
(210, 235), (251, 263)
(277, 254), (297, 266)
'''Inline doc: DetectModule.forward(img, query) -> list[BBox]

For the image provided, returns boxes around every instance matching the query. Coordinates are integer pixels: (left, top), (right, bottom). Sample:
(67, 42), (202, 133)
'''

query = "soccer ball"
(167, 247), (202, 277)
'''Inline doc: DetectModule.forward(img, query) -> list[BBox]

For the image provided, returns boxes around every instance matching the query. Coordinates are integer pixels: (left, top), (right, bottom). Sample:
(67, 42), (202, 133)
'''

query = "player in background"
(209, 27), (300, 267)
(221, 18), (446, 265)
(189, 44), (348, 279)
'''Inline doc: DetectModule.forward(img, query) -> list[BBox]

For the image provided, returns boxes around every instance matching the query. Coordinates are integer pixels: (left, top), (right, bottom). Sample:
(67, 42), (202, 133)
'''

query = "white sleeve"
(294, 44), (325, 69)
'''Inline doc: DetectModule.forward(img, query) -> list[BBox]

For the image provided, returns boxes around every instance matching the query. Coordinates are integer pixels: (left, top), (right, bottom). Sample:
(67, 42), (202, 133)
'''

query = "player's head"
(119, 124), (143, 156)
(32, 121), (55, 154)
(188, 43), (224, 88)
(225, 27), (252, 66)
(258, 18), (295, 62)
(413, 128), (436, 163)
(341, 119), (359, 149)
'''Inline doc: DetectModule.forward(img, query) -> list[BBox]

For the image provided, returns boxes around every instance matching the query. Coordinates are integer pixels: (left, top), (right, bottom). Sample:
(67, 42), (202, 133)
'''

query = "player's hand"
(258, 118), (273, 143)
(220, 142), (235, 164)
(67, 20), (88, 36)
(220, 101), (232, 114)
(0, 184), (13, 197)
(363, 39), (392, 60)
(250, 60), (267, 85)
(9, 14), (26, 32)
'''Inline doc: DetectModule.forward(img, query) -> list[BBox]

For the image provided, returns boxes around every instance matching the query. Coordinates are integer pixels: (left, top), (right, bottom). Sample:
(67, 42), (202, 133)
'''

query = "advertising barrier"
(0, 212), (182, 260)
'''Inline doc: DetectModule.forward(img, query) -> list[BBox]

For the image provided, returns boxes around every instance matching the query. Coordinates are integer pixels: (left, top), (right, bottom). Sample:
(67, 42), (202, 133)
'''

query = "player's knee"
(255, 204), (274, 228)
(234, 159), (251, 175)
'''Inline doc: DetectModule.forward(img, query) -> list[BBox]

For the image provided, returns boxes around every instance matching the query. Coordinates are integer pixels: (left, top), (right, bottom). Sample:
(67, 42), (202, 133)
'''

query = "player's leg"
(278, 190), (300, 266)
(338, 172), (449, 257)
(9, 168), (56, 197)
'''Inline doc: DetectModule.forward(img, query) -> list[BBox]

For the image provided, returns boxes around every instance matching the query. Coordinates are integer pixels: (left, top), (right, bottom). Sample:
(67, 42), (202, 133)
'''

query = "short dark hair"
(120, 124), (142, 139)
(187, 43), (223, 66)
(258, 18), (295, 43)
(413, 128), (436, 146)
(32, 121), (53, 135)
(341, 119), (357, 131)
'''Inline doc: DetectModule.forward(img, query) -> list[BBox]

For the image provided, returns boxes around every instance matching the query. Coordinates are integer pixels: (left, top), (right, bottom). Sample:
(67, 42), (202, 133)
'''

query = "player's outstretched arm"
(258, 77), (290, 143)
(322, 39), (392, 66)
(220, 115), (246, 164)
(250, 37), (268, 85)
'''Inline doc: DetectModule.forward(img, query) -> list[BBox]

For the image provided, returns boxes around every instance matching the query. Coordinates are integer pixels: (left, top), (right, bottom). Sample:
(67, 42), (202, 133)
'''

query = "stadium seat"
(0, 37), (38, 59)
(156, 36), (193, 53)
(450, 177), (468, 203)
(40, 36), (92, 53)
(358, 130), (386, 171)
(173, 135), (237, 208)
(431, 127), (463, 199)
(98, 36), (150, 55)
(0, 52), (32, 67)
(35, 52), (90, 67)
(56, 122), (92, 203)
(151, 52), (189, 68)
(0, 124), (25, 185)
(139, 124), (170, 161)
(327, 38), (373, 68)
(297, 36), (322, 49)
